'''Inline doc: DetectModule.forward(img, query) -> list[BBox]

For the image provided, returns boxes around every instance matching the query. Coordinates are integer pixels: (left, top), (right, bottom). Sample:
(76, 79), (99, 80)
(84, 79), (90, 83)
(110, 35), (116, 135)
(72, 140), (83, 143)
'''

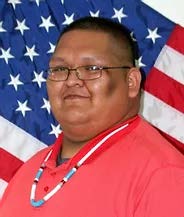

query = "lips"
(64, 94), (89, 100)
(63, 89), (90, 100)
(62, 88), (90, 101)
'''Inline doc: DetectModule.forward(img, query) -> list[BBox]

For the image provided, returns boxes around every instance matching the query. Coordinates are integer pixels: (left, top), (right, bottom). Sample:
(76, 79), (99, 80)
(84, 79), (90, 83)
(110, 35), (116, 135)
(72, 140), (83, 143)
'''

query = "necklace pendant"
(31, 199), (45, 207)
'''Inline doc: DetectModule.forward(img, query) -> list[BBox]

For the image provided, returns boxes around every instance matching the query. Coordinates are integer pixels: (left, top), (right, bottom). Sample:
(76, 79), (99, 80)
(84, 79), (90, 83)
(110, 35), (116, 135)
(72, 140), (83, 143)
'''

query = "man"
(0, 17), (184, 217)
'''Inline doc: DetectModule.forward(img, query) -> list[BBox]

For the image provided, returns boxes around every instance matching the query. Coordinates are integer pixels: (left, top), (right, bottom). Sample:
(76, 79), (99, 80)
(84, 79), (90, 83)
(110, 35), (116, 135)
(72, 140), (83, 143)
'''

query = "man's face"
(47, 30), (140, 140)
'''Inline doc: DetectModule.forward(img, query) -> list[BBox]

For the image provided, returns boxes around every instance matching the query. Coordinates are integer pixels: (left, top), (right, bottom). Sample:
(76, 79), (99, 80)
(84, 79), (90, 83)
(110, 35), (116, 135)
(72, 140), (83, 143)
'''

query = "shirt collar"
(46, 115), (140, 168)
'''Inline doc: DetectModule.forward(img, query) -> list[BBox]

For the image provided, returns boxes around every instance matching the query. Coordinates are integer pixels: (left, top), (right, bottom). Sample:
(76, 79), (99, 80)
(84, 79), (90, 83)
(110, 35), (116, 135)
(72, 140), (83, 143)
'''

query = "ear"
(126, 67), (141, 98)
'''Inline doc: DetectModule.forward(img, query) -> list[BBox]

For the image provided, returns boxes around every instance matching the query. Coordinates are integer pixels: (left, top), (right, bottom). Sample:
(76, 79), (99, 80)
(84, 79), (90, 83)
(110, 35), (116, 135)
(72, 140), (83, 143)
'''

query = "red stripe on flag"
(166, 25), (184, 54)
(0, 148), (23, 182)
(144, 68), (184, 113)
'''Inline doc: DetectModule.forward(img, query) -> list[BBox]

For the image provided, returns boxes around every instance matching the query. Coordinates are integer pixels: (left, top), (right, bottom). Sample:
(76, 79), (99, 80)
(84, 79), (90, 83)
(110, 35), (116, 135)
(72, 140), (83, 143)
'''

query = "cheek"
(100, 77), (129, 112)
(93, 76), (125, 98)
(107, 77), (120, 96)
(89, 80), (110, 101)
(47, 82), (63, 108)
(89, 77), (123, 107)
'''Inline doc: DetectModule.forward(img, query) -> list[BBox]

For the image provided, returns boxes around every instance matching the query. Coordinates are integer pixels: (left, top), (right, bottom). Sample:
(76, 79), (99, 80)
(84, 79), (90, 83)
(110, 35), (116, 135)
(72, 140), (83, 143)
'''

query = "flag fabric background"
(0, 0), (184, 198)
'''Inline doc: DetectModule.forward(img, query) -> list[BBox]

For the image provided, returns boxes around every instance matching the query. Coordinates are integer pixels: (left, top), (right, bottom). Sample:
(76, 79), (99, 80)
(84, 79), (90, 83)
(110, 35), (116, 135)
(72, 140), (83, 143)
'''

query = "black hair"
(59, 16), (139, 67)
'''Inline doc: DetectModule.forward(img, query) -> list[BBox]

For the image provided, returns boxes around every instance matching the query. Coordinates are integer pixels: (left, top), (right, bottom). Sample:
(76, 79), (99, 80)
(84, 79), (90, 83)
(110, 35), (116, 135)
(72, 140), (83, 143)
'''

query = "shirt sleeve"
(134, 166), (184, 217)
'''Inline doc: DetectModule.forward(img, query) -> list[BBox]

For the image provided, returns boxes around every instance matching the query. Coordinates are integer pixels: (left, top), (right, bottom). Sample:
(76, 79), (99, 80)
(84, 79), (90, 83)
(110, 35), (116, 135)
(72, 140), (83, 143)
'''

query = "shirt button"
(44, 186), (49, 192)
(51, 171), (56, 176)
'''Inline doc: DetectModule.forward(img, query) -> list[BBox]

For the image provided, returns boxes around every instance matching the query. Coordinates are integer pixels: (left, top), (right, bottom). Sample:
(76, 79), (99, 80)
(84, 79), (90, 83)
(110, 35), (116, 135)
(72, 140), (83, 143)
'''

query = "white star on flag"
(32, 71), (46, 88)
(34, 0), (43, 6)
(41, 98), (51, 114)
(47, 42), (56, 54)
(0, 48), (14, 64)
(8, 74), (23, 91)
(16, 100), (32, 117)
(146, 27), (162, 44)
(8, 0), (21, 9)
(0, 21), (6, 32)
(112, 7), (128, 23)
(130, 32), (137, 41)
(49, 124), (62, 138)
(39, 16), (55, 33)
(61, 0), (64, 4)
(62, 14), (75, 25)
(137, 56), (146, 68)
(24, 45), (39, 61)
(15, 19), (30, 35)
(90, 10), (100, 17)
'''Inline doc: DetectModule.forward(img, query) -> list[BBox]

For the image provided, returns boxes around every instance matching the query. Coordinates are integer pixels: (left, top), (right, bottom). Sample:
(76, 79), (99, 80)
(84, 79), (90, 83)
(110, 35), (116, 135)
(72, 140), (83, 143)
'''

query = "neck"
(60, 111), (139, 159)
(61, 136), (88, 159)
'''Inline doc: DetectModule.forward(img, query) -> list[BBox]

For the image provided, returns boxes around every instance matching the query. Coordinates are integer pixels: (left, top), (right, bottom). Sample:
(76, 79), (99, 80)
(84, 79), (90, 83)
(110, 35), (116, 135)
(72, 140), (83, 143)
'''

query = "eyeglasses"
(46, 65), (131, 81)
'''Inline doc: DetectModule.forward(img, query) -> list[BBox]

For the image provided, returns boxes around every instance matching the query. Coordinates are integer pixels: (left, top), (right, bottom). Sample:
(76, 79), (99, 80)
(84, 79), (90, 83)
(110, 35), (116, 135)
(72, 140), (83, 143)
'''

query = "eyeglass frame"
(46, 65), (131, 81)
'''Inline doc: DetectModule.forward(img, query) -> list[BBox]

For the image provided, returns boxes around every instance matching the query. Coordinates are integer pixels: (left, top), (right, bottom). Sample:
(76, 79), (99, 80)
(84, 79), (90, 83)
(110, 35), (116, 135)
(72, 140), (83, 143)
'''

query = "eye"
(50, 67), (68, 73)
(84, 65), (101, 71)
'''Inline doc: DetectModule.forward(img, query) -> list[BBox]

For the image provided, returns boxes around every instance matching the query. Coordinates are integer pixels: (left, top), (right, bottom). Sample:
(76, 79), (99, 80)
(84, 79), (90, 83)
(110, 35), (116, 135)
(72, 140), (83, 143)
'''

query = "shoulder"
(129, 116), (184, 165)
(6, 145), (53, 185)
(20, 145), (53, 171)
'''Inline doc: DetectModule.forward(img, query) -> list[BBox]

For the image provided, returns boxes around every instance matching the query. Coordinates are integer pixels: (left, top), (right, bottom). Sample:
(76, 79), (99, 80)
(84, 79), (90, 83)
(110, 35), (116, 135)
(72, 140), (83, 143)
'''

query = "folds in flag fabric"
(0, 0), (183, 198)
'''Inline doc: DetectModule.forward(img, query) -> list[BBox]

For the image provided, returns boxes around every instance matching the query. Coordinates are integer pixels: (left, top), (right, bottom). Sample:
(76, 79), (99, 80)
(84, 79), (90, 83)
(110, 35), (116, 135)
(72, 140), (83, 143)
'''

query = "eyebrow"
(49, 57), (66, 67)
(50, 56), (65, 63)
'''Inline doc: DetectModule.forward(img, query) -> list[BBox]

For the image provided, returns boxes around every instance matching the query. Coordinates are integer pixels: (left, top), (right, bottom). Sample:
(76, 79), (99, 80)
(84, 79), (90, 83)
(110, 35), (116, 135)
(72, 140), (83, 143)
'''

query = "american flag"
(0, 0), (184, 198)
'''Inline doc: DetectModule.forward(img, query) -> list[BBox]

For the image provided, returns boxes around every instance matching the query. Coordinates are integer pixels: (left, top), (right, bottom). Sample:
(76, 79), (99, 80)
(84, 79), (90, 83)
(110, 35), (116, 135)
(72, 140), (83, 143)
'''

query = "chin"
(58, 115), (89, 126)
(62, 124), (94, 143)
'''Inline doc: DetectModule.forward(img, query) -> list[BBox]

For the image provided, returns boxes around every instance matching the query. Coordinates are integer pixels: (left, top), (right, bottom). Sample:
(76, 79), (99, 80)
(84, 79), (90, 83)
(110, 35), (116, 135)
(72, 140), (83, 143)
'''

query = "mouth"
(64, 95), (89, 100)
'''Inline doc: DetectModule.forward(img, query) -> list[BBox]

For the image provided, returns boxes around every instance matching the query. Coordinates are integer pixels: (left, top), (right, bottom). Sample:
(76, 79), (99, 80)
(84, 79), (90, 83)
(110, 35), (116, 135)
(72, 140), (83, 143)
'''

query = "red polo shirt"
(1, 116), (184, 217)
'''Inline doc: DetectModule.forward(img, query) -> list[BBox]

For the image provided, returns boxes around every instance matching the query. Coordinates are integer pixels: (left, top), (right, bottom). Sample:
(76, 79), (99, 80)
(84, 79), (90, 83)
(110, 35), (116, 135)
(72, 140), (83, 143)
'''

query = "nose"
(65, 69), (83, 87)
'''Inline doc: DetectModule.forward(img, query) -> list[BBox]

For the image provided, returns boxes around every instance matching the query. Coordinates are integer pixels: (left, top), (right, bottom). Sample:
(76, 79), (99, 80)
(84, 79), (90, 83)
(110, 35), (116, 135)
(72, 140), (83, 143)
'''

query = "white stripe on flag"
(154, 45), (184, 85)
(0, 116), (46, 162)
(0, 179), (8, 199)
(142, 0), (184, 27)
(140, 90), (184, 143)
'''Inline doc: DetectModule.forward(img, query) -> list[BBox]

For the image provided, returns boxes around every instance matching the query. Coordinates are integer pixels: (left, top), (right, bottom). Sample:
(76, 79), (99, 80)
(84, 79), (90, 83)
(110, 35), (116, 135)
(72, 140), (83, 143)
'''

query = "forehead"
(56, 30), (112, 52)
(51, 30), (127, 65)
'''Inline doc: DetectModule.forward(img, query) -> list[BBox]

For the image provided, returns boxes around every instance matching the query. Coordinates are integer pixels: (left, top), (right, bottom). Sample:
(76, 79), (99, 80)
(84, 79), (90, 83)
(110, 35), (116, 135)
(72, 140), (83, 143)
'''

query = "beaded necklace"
(30, 123), (129, 207)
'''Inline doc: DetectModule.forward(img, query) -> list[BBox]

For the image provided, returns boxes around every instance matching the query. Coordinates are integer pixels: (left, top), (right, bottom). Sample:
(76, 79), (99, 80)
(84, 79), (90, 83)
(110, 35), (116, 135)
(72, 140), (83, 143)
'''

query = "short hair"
(59, 16), (139, 67)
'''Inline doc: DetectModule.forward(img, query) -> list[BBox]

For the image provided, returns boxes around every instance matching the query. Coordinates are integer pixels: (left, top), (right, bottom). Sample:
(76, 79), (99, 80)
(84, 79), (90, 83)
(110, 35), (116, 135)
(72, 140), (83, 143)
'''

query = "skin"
(47, 30), (141, 158)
